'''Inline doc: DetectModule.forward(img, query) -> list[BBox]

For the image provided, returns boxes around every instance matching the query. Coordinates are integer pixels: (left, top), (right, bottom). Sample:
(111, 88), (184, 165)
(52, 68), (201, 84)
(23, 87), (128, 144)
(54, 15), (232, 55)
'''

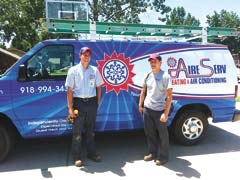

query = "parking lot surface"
(0, 118), (239, 180)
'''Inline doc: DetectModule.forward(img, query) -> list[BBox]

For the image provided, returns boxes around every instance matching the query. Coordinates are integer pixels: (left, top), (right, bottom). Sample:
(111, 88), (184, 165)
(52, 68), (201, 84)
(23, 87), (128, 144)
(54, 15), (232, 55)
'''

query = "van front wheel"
(172, 110), (208, 145)
(0, 125), (13, 162)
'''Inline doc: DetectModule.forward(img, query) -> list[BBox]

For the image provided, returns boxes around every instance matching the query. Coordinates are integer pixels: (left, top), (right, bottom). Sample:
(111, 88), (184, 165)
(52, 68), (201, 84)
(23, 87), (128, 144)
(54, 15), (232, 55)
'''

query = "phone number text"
(20, 85), (66, 94)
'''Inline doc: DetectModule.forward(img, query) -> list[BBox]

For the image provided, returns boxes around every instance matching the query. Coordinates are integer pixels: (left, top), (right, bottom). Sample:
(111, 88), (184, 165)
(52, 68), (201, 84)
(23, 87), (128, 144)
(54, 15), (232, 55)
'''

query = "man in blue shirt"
(138, 53), (172, 166)
(65, 47), (104, 167)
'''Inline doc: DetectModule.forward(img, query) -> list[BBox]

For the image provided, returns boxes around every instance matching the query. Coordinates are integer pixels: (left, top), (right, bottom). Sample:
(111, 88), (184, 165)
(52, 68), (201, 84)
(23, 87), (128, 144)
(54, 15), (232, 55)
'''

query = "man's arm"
(138, 86), (147, 113)
(160, 88), (173, 122)
(96, 86), (102, 104)
(67, 86), (74, 117)
(164, 88), (173, 117)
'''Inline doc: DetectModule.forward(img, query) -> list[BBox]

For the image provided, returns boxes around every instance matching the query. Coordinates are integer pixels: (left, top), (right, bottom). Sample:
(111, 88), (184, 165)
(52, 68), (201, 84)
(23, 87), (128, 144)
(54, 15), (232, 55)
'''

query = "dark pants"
(72, 97), (98, 161)
(143, 107), (169, 161)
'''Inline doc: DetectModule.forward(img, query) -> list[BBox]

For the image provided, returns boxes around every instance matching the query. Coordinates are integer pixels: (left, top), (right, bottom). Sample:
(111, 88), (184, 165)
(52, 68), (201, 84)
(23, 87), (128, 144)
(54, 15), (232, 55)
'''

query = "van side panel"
(0, 40), (237, 138)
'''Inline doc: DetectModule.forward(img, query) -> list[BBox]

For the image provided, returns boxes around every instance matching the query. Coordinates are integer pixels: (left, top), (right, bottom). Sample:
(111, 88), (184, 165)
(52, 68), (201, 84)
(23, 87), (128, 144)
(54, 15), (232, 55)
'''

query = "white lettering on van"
(19, 85), (66, 94)
(131, 91), (140, 97)
(28, 119), (71, 134)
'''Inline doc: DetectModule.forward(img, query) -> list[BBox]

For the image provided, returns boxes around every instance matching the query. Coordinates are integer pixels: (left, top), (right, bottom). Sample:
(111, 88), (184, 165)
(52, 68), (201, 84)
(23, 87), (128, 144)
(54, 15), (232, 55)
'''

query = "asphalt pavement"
(0, 111), (240, 180)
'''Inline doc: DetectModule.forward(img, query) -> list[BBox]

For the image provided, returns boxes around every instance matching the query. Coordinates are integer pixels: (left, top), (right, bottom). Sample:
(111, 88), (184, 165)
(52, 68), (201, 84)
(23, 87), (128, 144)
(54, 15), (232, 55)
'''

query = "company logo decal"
(97, 51), (135, 94)
(167, 57), (227, 85)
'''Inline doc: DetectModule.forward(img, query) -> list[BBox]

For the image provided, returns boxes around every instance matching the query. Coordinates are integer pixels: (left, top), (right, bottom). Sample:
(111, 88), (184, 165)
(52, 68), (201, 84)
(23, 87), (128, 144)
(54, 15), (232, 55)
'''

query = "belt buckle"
(82, 98), (89, 102)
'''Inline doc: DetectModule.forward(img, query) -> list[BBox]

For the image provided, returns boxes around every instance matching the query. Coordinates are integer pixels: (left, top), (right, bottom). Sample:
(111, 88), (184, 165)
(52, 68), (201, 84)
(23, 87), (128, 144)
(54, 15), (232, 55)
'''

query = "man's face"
(80, 51), (91, 64)
(149, 59), (161, 71)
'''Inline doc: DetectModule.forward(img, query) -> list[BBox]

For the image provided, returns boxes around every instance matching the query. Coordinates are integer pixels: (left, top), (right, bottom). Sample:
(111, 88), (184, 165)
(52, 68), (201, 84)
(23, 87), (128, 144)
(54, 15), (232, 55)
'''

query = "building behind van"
(0, 39), (239, 162)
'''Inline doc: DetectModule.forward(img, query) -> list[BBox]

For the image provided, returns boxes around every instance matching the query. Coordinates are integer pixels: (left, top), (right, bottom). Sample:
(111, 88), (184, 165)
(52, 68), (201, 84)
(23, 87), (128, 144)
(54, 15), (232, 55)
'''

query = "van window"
(26, 45), (73, 80)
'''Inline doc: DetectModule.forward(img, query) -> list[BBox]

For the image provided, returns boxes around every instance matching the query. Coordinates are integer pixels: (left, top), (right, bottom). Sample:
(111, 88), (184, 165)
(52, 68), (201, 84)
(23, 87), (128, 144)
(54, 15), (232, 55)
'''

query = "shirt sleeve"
(65, 67), (75, 88)
(96, 68), (104, 87)
(164, 73), (172, 89)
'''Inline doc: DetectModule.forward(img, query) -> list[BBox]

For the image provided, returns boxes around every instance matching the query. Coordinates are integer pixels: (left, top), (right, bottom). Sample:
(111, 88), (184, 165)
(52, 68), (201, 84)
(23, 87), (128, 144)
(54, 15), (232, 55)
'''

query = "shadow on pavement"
(0, 123), (239, 178)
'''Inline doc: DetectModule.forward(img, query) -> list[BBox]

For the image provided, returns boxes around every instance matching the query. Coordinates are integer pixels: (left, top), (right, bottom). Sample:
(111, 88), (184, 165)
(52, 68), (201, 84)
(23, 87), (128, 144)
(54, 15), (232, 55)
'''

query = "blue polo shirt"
(143, 70), (172, 111)
(65, 63), (104, 98)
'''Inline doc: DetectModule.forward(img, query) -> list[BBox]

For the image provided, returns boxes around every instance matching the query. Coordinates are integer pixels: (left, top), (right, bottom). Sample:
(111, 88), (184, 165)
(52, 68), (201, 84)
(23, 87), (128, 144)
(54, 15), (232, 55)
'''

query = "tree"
(166, 7), (200, 26)
(0, 0), (45, 51)
(0, 0), (172, 51)
(86, 0), (171, 23)
(206, 10), (240, 28)
(151, 0), (171, 22)
(206, 10), (240, 54)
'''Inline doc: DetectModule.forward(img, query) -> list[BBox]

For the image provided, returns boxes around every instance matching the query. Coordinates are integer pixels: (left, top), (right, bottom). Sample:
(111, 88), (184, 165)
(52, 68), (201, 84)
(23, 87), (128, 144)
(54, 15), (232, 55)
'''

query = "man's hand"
(160, 113), (168, 123)
(66, 109), (78, 123)
(66, 115), (74, 124)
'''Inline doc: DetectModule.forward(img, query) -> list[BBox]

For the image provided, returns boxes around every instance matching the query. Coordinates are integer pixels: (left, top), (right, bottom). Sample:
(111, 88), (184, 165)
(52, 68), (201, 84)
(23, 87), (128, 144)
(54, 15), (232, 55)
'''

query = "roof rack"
(40, 18), (240, 43)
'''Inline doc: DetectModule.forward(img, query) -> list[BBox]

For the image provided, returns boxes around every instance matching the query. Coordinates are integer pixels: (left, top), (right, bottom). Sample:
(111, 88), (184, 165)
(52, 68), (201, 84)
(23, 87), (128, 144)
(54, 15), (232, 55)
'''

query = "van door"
(12, 45), (74, 137)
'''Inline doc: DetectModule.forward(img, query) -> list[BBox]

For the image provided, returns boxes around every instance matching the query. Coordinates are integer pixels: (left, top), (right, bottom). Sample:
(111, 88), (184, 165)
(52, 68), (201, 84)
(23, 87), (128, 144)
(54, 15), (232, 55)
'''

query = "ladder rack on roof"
(40, 18), (240, 42)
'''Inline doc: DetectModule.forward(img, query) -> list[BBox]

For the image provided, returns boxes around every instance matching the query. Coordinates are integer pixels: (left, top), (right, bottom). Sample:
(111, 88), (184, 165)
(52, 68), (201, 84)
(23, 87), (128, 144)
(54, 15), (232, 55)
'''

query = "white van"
(0, 39), (239, 161)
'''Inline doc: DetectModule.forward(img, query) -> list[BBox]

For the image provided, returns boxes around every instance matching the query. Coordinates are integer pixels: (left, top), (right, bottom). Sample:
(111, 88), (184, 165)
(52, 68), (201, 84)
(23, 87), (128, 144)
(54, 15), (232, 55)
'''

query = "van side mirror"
(18, 64), (27, 81)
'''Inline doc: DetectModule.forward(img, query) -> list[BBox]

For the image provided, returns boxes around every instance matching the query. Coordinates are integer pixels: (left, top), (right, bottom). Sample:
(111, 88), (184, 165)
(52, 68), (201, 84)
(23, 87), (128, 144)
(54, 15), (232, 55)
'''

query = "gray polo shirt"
(65, 63), (104, 98)
(143, 70), (172, 111)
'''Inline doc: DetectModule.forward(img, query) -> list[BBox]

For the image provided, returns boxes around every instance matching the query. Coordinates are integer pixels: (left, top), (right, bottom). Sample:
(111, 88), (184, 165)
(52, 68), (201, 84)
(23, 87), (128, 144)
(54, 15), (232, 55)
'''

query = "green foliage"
(166, 7), (200, 26)
(87, 0), (171, 23)
(206, 10), (240, 54)
(0, 44), (6, 49)
(236, 96), (240, 102)
(0, 0), (171, 51)
(206, 10), (240, 28)
(0, 0), (45, 51)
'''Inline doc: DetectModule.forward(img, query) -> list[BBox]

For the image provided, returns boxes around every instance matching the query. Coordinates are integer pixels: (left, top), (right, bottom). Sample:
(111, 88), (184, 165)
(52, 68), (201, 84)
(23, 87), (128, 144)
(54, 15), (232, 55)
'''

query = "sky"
(140, 0), (240, 27)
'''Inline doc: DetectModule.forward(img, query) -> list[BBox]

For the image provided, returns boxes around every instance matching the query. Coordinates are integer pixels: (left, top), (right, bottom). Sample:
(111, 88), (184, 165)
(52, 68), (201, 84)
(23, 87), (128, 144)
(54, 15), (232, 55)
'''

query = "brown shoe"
(155, 159), (168, 166)
(74, 160), (83, 167)
(144, 154), (154, 161)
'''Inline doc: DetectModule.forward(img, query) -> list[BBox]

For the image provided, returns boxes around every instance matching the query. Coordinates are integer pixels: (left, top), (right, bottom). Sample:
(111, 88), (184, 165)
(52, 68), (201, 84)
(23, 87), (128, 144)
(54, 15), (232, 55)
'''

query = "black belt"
(74, 96), (96, 102)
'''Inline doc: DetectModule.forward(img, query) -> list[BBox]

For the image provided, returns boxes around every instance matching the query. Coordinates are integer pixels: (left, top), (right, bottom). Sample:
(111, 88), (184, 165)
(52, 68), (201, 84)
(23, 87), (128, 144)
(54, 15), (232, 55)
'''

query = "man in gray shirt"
(139, 53), (172, 166)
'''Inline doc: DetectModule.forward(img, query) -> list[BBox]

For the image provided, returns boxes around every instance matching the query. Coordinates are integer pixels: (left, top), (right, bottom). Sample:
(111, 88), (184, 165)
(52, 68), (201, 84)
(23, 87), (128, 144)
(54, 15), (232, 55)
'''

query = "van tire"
(172, 110), (208, 145)
(0, 125), (14, 162)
